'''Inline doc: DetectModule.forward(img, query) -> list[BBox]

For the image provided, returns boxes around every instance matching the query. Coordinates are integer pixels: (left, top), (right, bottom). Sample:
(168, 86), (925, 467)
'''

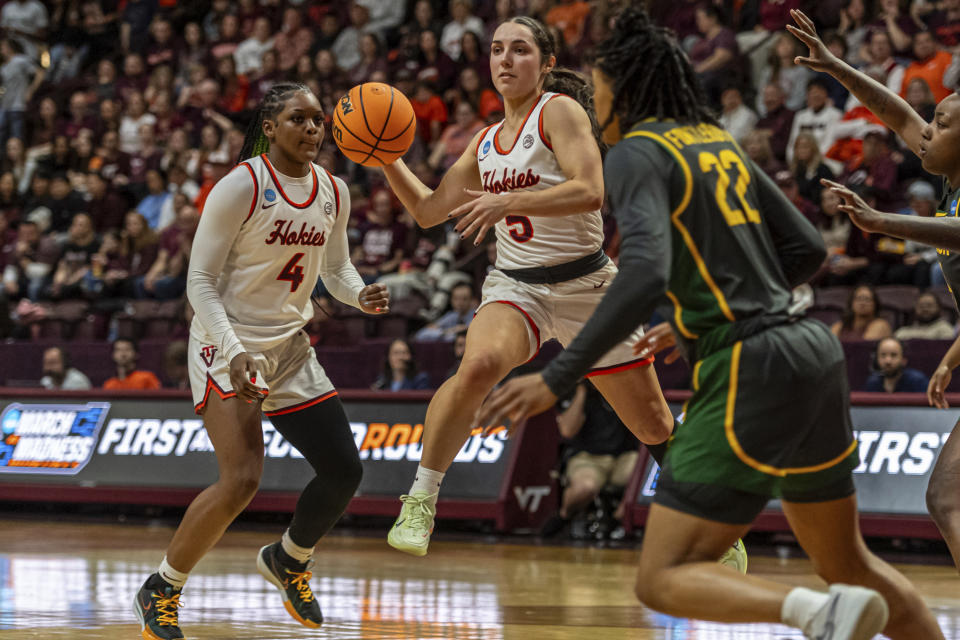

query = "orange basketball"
(332, 83), (417, 167)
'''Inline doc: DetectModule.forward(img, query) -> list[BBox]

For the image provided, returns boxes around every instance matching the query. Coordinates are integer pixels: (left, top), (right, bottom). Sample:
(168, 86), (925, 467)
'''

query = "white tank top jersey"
(189, 153), (354, 361)
(476, 91), (604, 270)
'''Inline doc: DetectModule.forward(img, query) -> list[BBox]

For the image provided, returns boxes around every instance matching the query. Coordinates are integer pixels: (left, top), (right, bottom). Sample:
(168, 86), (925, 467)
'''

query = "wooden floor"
(0, 520), (957, 639)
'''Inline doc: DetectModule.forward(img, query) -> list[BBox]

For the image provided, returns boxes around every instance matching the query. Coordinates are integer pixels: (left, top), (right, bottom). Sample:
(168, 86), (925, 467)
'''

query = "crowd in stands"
(4, 0), (960, 393)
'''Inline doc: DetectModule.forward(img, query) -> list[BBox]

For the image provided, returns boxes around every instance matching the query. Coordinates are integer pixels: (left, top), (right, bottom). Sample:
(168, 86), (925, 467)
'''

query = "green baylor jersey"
(624, 121), (801, 358)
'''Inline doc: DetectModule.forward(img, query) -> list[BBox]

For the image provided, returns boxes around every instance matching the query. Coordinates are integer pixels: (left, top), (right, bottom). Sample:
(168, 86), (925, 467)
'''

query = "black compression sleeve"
(540, 141), (673, 398)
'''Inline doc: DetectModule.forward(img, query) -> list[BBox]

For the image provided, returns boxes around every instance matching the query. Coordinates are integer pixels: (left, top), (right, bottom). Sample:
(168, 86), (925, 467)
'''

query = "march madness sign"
(0, 403), (110, 474)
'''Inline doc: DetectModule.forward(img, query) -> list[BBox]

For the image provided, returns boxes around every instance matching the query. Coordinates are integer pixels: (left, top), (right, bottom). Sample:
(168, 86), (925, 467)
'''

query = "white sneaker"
(386, 492), (436, 557)
(805, 584), (889, 640)
(719, 538), (748, 574)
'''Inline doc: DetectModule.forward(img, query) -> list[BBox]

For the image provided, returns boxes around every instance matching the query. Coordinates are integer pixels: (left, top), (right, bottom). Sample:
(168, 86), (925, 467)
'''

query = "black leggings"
(267, 395), (362, 548)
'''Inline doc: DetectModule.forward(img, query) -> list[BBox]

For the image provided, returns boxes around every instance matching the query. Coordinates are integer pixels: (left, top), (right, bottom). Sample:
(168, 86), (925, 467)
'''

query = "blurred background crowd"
(2, 0), (960, 399)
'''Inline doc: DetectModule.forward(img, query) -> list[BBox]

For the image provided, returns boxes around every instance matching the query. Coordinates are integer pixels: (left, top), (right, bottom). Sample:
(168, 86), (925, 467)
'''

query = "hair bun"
(612, 6), (652, 35)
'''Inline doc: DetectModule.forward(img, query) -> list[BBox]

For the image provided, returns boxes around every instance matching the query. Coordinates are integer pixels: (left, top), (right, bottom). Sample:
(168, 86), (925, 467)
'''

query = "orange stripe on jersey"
(537, 94), (566, 151)
(240, 161), (259, 223)
(476, 123), (497, 156)
(262, 154), (320, 209)
(263, 390), (338, 417)
(493, 93), (544, 155)
(324, 169), (340, 218)
(194, 373), (237, 415)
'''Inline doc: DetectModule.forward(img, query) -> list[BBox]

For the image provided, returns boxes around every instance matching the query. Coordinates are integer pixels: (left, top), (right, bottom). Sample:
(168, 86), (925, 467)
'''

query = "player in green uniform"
(475, 8), (943, 640)
(789, 8), (960, 573)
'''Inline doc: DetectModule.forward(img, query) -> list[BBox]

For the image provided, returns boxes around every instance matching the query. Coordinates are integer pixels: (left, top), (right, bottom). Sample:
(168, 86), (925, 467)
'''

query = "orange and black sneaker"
(133, 574), (185, 640)
(256, 542), (323, 628)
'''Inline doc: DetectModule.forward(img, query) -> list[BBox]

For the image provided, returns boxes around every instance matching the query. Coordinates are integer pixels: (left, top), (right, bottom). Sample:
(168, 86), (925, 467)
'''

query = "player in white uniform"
(384, 16), (676, 557)
(134, 83), (389, 640)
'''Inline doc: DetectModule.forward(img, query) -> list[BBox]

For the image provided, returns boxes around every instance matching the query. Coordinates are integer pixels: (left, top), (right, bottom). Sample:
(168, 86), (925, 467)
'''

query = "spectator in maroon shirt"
(135, 202), (198, 300)
(457, 30), (491, 88)
(58, 91), (97, 141)
(209, 13), (242, 61)
(90, 130), (131, 187)
(274, 7), (314, 73)
(120, 0), (155, 54)
(46, 173), (86, 233)
(690, 5), (742, 108)
(352, 189), (406, 284)
(416, 29), (458, 94)
(349, 32), (389, 86)
(91, 58), (118, 102)
(756, 83), (796, 161)
(0, 171), (22, 224)
(85, 170), (128, 233)
(50, 212), (100, 300)
(774, 170), (821, 227)
(841, 130), (900, 211)
(144, 17), (178, 69)
(742, 129), (785, 178)
(246, 49), (281, 110)
(115, 52), (148, 103)
(923, 0), (960, 47)
(868, 0), (919, 54)
(29, 97), (59, 148)
(87, 211), (158, 297)
(176, 22), (209, 84)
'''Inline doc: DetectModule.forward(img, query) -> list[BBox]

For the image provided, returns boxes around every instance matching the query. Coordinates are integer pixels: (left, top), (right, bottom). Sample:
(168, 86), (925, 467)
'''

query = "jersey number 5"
(506, 215), (534, 243)
(698, 150), (761, 226)
(278, 252), (305, 292)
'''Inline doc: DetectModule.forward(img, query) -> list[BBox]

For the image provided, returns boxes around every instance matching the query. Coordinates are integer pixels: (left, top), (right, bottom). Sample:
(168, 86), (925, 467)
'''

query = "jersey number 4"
(506, 215), (534, 242)
(278, 252), (305, 292)
(699, 150), (760, 226)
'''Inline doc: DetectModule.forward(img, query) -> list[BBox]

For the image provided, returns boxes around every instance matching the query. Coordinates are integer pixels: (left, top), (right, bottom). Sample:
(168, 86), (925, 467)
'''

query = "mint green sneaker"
(387, 492), (437, 557)
(719, 538), (748, 574)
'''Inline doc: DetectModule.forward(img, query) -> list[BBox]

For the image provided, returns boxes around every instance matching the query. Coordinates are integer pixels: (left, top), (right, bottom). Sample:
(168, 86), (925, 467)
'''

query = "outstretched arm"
(823, 178), (960, 250)
(788, 9), (927, 156)
(381, 129), (485, 228)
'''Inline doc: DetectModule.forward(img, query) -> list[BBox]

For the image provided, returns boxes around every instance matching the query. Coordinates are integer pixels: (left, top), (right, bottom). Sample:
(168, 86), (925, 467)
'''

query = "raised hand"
(786, 9), (841, 74)
(821, 179), (884, 233)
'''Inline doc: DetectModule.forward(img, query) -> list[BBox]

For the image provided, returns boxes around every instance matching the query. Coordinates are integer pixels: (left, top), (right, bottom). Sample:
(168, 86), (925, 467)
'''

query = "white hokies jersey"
(476, 91), (604, 270)
(189, 154), (342, 357)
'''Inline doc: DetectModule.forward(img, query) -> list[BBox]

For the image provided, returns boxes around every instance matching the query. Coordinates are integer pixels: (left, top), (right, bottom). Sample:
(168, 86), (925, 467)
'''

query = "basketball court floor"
(0, 519), (957, 639)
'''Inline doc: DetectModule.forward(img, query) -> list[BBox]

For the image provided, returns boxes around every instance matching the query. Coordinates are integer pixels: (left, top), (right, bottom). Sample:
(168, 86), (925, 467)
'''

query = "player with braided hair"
(477, 7), (943, 639)
(133, 83), (389, 639)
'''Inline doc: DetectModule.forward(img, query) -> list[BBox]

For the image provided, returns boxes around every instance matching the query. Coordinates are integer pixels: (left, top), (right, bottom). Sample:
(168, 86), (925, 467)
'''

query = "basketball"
(332, 82), (417, 167)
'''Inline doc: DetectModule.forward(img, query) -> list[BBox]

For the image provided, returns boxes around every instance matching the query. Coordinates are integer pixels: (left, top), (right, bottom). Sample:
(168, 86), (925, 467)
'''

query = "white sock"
(781, 586), (831, 632)
(409, 465), (444, 506)
(158, 556), (189, 589)
(281, 529), (314, 564)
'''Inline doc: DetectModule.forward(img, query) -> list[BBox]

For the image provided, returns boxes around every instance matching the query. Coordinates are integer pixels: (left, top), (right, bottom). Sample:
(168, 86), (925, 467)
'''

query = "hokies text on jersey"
(482, 167), (541, 194)
(264, 220), (327, 247)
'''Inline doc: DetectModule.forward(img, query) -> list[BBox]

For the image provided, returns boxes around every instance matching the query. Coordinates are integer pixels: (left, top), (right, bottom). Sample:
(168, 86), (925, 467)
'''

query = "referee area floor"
(0, 518), (957, 639)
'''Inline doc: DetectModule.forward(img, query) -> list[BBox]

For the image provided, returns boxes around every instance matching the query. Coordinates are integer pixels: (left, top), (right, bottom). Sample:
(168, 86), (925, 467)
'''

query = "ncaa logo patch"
(264, 189), (277, 202)
(523, 133), (534, 149)
(480, 140), (491, 160)
(324, 201), (333, 215)
(0, 402), (110, 475)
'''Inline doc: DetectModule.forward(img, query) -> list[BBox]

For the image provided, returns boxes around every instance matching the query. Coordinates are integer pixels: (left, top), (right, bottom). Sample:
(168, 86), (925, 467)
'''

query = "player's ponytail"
(509, 16), (604, 148)
(237, 82), (312, 163)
